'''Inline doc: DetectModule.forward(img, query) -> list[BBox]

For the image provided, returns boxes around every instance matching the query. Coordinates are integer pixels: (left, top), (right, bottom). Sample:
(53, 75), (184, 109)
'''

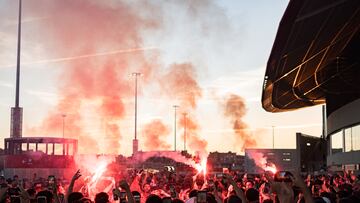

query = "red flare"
(263, 163), (277, 174)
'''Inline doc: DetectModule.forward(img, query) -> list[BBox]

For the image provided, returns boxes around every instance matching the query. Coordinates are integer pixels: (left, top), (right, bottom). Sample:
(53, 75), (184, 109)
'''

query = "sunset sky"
(0, 0), (323, 156)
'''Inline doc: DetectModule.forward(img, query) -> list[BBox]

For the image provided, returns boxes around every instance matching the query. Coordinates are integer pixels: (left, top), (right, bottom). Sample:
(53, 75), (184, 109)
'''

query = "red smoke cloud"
(26, 0), (158, 154)
(20, 0), (228, 155)
(142, 119), (171, 150)
(224, 94), (256, 151)
(178, 113), (207, 152)
(160, 63), (202, 108)
(160, 63), (207, 153)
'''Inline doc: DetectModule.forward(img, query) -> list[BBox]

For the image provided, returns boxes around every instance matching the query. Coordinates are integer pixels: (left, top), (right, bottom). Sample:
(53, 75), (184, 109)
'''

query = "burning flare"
(247, 151), (278, 174)
(76, 155), (115, 199)
(82, 162), (115, 200)
(195, 158), (207, 176)
(264, 163), (277, 174)
(90, 162), (107, 185)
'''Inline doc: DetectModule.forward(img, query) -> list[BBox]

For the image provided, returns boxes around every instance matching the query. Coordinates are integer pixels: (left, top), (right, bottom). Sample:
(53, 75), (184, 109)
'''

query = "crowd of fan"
(0, 169), (359, 203)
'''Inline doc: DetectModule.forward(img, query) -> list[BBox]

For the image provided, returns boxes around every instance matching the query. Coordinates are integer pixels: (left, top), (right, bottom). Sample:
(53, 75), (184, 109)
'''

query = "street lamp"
(183, 113), (187, 151)
(132, 72), (141, 155)
(173, 105), (179, 151)
(10, 0), (23, 139)
(272, 126), (275, 149)
(62, 114), (66, 138)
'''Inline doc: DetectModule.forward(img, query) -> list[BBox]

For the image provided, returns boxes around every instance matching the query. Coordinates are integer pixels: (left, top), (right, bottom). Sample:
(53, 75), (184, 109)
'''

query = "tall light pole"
(62, 114), (66, 138)
(132, 72), (141, 155)
(173, 105), (179, 151)
(272, 126), (275, 149)
(183, 113), (187, 151)
(10, 0), (23, 138)
(15, 0), (22, 109)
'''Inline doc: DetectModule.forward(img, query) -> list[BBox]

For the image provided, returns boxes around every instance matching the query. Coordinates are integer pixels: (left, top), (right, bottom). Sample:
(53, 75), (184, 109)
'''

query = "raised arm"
(18, 181), (30, 203)
(224, 174), (247, 203)
(67, 169), (82, 200)
(266, 173), (294, 203)
(0, 187), (8, 203)
(291, 173), (314, 203)
(120, 180), (135, 203)
(52, 179), (61, 203)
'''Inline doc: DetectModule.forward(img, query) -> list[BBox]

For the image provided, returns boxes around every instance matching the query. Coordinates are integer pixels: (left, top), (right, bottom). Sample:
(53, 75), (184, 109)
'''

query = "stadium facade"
(261, 0), (360, 170)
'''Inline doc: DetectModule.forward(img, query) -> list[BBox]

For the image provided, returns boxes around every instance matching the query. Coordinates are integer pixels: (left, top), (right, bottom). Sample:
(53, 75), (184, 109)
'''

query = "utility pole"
(15, 0), (22, 109)
(10, 0), (23, 138)
(173, 105), (179, 151)
(183, 113), (187, 151)
(272, 126), (275, 149)
(62, 114), (66, 138)
(132, 72), (141, 155)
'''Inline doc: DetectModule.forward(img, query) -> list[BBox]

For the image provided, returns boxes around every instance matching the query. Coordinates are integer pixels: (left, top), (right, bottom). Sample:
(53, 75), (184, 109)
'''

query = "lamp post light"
(173, 105), (179, 151)
(10, 0), (23, 139)
(272, 126), (275, 149)
(62, 114), (66, 138)
(183, 113), (187, 151)
(132, 72), (141, 155)
(132, 72), (141, 140)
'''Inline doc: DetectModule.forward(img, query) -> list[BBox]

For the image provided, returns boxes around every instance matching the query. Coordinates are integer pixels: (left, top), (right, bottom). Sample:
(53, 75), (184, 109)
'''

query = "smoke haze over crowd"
(0, 0), (313, 156)
(20, 0), (226, 154)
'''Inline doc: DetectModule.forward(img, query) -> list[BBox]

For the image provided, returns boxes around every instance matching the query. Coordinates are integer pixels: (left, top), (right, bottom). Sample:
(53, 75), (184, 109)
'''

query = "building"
(207, 151), (244, 173)
(245, 149), (299, 173)
(261, 0), (360, 170)
(1, 137), (77, 178)
(1, 1), (79, 179)
(296, 133), (327, 173)
(244, 133), (326, 173)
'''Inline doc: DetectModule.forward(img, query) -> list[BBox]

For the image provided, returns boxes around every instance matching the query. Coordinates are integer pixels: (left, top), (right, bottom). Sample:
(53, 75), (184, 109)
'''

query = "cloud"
(25, 89), (58, 104)
(0, 46), (158, 69)
(206, 67), (264, 89)
(270, 123), (321, 129)
(202, 122), (322, 134)
(0, 81), (14, 88)
(3, 16), (50, 27)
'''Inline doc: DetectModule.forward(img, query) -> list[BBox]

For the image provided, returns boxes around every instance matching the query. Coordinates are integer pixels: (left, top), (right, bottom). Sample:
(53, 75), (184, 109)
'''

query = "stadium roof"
(262, 0), (360, 112)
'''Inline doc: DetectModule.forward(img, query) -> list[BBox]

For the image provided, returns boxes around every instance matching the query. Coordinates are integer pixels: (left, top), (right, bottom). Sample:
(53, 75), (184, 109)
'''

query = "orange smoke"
(160, 63), (207, 153)
(224, 94), (256, 151)
(142, 119), (171, 150)
(20, 0), (229, 155)
(160, 63), (202, 108)
(25, 0), (158, 154)
(179, 114), (207, 152)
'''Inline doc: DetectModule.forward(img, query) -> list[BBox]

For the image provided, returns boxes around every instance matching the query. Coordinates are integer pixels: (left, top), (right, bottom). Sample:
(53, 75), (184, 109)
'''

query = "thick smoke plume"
(17, 0), (232, 155)
(26, 0), (158, 154)
(161, 63), (202, 109)
(224, 94), (256, 151)
(142, 119), (171, 150)
(160, 63), (207, 154)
